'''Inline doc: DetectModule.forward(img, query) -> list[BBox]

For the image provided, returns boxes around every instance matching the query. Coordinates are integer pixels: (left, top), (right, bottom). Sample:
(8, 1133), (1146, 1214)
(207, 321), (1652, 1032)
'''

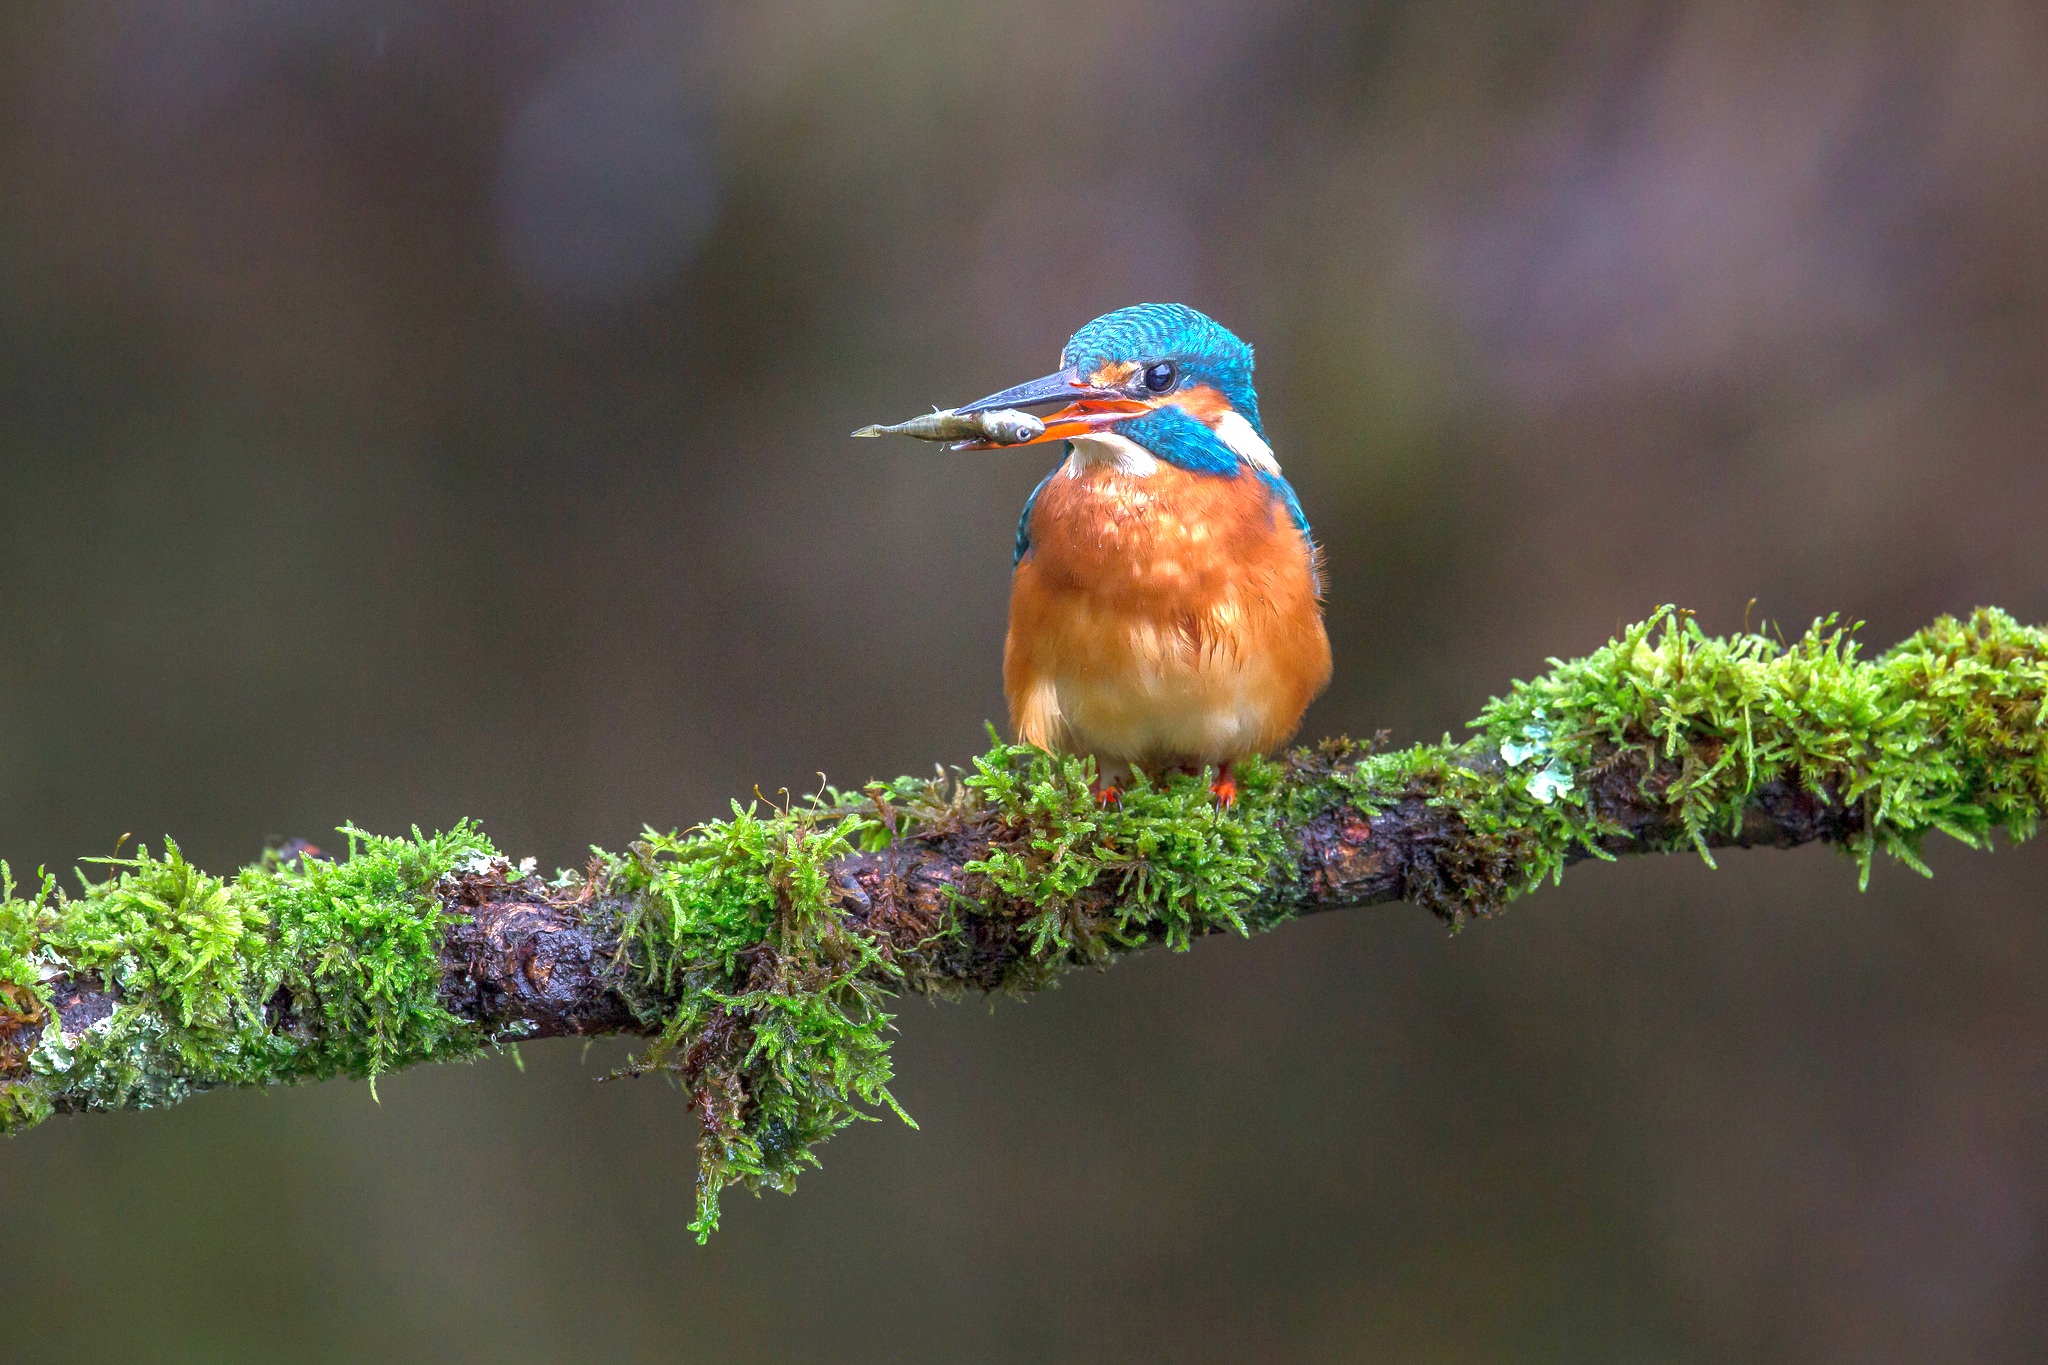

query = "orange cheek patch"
(1088, 360), (1140, 388)
(1167, 384), (1232, 423)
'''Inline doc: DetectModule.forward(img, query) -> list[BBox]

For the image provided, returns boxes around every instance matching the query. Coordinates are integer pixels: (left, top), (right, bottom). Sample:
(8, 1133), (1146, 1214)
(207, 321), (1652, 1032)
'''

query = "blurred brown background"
(3, 2), (2047, 1360)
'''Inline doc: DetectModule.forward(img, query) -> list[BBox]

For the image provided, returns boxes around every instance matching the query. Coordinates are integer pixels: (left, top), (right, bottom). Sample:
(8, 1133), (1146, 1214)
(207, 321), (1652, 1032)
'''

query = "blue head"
(955, 304), (1309, 561)
(1056, 303), (1266, 440)
(958, 304), (1272, 471)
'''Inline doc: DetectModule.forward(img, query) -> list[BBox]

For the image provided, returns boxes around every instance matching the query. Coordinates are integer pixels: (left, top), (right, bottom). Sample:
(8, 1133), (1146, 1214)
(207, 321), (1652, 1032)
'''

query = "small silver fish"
(850, 407), (1045, 446)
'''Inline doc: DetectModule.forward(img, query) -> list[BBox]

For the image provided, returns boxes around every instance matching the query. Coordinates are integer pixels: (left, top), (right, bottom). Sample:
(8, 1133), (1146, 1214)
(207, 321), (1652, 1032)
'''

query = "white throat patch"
(1065, 432), (1160, 477)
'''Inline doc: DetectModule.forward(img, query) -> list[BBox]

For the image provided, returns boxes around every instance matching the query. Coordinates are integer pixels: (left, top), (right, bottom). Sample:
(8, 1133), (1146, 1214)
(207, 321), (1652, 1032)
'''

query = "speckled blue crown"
(1061, 304), (1264, 437)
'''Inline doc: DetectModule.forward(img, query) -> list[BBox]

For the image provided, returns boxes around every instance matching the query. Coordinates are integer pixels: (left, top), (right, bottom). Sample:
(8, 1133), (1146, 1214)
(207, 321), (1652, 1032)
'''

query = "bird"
(950, 303), (1331, 803)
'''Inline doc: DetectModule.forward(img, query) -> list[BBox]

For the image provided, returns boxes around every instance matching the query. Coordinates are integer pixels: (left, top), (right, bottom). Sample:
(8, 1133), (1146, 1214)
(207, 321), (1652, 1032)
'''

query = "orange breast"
(1004, 455), (1331, 771)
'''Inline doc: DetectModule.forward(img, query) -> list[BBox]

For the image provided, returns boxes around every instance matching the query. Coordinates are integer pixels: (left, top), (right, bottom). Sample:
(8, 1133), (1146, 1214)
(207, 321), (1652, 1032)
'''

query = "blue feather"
(1109, 409), (1310, 534)
(1258, 469), (1311, 534)
(1014, 454), (1065, 565)
(1117, 406), (1239, 475)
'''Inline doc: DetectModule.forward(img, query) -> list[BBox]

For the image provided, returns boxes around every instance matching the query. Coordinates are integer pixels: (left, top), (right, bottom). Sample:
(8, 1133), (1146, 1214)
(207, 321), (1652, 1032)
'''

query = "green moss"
(0, 823), (495, 1131)
(0, 862), (56, 999)
(610, 801), (909, 1241)
(6, 607), (2047, 1239)
(249, 823), (497, 1081)
(1464, 605), (2048, 903)
(960, 742), (1294, 982)
(59, 840), (263, 1021)
(593, 745), (1303, 1239)
(1870, 609), (2048, 855)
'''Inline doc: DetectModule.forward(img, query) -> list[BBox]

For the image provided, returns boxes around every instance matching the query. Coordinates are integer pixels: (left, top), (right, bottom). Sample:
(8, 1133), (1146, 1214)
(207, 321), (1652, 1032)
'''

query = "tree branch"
(4, 607), (2044, 1237)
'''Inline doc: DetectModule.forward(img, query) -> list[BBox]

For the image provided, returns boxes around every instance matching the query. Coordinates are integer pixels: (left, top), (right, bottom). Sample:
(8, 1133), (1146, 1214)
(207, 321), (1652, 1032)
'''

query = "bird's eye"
(1143, 361), (1176, 393)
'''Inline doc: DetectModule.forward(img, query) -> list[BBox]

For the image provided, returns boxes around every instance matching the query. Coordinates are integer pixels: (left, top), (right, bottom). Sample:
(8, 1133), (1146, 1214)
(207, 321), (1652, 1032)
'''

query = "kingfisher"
(949, 303), (1332, 803)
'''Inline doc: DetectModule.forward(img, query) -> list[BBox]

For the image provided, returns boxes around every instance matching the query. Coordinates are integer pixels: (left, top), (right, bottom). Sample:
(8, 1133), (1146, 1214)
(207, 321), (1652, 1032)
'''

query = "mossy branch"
(6, 607), (2046, 1238)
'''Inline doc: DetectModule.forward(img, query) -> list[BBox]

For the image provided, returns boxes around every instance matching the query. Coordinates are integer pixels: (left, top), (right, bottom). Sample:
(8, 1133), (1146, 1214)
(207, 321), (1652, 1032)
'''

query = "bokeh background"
(4, 1), (2047, 1359)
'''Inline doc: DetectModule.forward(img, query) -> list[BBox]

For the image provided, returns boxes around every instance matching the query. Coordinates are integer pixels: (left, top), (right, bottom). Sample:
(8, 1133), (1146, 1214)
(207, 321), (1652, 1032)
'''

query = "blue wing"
(1258, 468), (1311, 535)
(1014, 453), (1066, 565)
(1257, 467), (1321, 594)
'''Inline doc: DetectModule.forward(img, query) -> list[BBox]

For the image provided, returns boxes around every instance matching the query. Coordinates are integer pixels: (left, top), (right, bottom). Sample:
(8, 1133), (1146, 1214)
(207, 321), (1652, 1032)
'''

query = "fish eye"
(1143, 361), (1176, 393)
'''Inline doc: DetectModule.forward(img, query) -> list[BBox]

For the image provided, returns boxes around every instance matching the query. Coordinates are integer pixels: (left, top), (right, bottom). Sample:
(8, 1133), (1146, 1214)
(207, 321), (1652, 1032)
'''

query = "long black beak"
(955, 366), (1123, 414)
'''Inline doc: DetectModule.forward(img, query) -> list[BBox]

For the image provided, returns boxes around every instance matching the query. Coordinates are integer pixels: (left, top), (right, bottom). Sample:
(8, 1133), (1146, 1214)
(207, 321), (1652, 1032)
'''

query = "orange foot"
(1095, 784), (1123, 807)
(1210, 770), (1238, 807)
